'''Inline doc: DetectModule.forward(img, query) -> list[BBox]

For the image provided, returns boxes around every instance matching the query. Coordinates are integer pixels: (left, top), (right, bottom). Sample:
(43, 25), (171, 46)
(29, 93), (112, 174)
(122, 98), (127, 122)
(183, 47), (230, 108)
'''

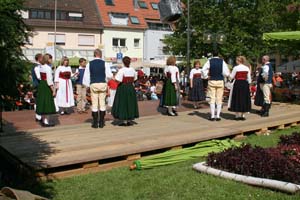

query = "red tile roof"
(96, 0), (161, 29)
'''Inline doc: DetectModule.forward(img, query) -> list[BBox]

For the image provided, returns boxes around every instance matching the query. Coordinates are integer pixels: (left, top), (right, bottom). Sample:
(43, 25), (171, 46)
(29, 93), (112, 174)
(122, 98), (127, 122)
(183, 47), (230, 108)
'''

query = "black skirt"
(188, 77), (206, 102)
(229, 80), (251, 112)
(254, 85), (264, 106)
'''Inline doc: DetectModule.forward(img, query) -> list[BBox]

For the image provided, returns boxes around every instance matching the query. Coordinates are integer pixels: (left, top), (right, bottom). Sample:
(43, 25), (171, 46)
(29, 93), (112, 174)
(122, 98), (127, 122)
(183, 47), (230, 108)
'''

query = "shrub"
(279, 132), (300, 145)
(206, 144), (300, 184)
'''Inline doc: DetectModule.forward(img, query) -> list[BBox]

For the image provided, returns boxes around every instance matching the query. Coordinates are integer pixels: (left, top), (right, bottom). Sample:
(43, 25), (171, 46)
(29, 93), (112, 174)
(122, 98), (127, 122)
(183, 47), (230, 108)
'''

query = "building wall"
(102, 29), (144, 62)
(23, 27), (102, 61)
(144, 30), (172, 61)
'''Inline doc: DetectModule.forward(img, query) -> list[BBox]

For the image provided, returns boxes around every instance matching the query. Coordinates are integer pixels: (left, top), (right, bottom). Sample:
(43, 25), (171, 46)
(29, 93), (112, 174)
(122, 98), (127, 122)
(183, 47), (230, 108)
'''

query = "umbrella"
(130, 139), (241, 170)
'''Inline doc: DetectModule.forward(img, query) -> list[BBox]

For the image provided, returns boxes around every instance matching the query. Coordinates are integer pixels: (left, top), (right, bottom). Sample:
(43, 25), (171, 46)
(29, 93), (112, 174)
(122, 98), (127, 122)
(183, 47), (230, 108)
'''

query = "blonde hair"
(193, 60), (201, 67)
(166, 56), (176, 66)
(42, 54), (52, 65)
(60, 56), (69, 66)
(236, 56), (247, 64)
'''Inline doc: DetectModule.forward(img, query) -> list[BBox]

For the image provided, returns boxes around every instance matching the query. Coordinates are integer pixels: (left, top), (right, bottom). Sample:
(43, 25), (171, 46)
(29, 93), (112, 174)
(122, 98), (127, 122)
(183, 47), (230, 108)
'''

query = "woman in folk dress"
(36, 54), (56, 127)
(111, 56), (139, 126)
(188, 60), (206, 108)
(54, 57), (75, 115)
(228, 56), (251, 120)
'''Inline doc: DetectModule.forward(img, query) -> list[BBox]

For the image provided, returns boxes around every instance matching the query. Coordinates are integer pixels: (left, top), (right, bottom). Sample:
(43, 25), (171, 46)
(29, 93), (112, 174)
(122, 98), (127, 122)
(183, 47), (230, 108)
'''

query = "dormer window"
(109, 13), (129, 26)
(151, 3), (158, 10)
(130, 16), (140, 24)
(105, 0), (114, 6)
(138, 1), (148, 9)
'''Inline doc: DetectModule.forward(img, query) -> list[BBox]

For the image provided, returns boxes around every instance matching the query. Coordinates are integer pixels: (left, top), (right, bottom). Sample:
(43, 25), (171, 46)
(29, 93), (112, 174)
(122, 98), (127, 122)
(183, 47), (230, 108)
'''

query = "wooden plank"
(170, 146), (183, 150)
(126, 154), (141, 161)
(233, 132), (247, 140)
(82, 161), (99, 169)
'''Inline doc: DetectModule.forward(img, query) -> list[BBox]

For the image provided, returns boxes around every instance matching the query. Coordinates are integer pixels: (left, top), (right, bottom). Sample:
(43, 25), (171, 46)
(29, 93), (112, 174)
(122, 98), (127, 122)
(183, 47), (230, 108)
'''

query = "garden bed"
(194, 132), (300, 193)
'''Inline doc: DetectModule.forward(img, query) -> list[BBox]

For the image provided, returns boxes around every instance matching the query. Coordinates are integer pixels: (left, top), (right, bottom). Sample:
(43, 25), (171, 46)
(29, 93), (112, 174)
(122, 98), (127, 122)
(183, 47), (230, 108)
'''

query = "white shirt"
(39, 64), (54, 86)
(230, 64), (251, 84)
(189, 68), (203, 79)
(115, 66), (137, 82)
(202, 57), (230, 79)
(262, 61), (270, 80)
(164, 65), (180, 83)
(82, 58), (113, 87)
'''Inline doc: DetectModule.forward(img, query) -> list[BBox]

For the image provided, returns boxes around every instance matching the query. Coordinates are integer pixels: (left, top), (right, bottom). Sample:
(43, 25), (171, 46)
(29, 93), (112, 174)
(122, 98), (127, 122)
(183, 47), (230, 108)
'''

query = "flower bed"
(206, 132), (300, 185)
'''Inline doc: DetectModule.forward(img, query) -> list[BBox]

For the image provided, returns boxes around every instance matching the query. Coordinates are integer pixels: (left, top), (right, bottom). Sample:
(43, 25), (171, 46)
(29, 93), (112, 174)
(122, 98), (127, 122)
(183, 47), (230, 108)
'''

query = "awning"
(263, 31), (300, 41)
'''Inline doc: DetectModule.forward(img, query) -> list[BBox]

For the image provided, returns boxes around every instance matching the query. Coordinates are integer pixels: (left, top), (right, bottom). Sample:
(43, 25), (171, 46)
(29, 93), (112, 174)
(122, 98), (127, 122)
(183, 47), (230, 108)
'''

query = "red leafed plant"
(206, 132), (300, 184)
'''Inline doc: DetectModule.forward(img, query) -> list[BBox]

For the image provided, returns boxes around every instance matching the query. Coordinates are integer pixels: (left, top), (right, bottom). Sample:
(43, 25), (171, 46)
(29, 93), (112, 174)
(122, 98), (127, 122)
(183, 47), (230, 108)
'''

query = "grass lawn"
(28, 127), (300, 199)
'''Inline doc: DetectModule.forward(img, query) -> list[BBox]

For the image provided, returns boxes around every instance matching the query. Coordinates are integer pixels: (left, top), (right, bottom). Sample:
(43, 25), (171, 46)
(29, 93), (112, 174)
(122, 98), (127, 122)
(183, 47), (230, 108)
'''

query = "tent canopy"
(263, 31), (300, 41)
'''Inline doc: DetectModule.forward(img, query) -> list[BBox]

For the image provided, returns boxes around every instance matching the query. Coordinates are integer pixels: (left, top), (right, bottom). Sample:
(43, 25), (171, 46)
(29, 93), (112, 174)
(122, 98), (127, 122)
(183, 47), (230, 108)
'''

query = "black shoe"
(167, 111), (176, 116)
(234, 117), (240, 121)
(119, 122), (128, 126)
(172, 109), (178, 116)
(216, 118), (221, 121)
(208, 117), (215, 121)
(240, 117), (246, 121)
(127, 121), (134, 126)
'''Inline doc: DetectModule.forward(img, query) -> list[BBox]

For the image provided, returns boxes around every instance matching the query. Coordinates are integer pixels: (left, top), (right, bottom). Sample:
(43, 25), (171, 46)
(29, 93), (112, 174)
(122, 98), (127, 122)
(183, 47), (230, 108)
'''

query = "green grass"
(33, 127), (300, 200)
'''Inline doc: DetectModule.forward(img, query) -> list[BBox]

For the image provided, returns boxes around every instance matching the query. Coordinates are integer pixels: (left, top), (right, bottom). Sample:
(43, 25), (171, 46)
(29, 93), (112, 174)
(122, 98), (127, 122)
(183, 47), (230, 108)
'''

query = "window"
(45, 11), (51, 19)
(112, 38), (126, 47)
(147, 22), (171, 31)
(151, 3), (158, 10)
(78, 35), (95, 46)
(138, 1), (148, 9)
(110, 13), (129, 26)
(105, 0), (114, 6)
(134, 39), (140, 48)
(130, 16), (140, 24)
(68, 12), (83, 21)
(56, 11), (67, 20)
(48, 33), (66, 45)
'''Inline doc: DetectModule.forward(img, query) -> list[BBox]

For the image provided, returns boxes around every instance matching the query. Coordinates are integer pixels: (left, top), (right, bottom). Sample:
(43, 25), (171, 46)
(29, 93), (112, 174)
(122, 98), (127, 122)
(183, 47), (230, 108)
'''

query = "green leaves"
(164, 0), (299, 63)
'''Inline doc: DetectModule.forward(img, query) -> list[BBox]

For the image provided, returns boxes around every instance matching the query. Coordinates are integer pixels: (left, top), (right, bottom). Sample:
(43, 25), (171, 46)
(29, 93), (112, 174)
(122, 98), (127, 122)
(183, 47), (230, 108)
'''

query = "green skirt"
(36, 80), (56, 115)
(112, 83), (139, 120)
(162, 78), (177, 106)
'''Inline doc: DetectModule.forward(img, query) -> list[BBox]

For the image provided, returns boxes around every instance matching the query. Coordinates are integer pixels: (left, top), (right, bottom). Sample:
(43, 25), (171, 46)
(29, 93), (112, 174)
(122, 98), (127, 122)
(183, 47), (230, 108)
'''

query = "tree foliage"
(0, 0), (31, 99)
(164, 0), (300, 63)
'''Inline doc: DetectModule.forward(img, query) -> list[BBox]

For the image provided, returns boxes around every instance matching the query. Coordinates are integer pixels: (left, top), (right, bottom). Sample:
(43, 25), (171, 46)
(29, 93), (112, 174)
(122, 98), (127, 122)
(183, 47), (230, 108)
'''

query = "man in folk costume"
(259, 55), (273, 117)
(31, 53), (43, 122)
(203, 51), (230, 121)
(83, 49), (112, 128)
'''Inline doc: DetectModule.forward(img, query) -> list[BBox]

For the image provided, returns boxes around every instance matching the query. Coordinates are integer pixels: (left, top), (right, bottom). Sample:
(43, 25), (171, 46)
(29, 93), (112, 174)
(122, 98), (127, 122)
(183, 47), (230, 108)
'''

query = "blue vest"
(76, 68), (85, 85)
(259, 63), (273, 84)
(90, 59), (106, 84)
(209, 58), (223, 80)
(31, 64), (39, 88)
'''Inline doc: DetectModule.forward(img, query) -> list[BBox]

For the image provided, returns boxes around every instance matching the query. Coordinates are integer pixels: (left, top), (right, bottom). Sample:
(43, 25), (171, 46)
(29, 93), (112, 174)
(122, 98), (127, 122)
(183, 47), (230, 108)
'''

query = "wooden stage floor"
(1, 103), (300, 178)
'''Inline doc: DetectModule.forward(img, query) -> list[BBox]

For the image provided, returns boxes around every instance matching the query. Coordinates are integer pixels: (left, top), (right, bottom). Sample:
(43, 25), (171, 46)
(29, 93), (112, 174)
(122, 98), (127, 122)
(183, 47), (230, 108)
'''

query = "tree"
(0, 0), (31, 101)
(163, 0), (299, 65)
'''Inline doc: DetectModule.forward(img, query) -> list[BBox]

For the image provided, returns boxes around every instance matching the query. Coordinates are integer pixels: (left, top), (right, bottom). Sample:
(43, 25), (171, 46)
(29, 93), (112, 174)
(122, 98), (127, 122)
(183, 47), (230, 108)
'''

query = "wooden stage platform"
(1, 103), (300, 179)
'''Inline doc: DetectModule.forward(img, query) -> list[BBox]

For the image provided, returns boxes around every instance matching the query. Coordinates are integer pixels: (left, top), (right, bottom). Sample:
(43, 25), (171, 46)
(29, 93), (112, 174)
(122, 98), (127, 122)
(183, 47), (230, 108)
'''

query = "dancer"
(31, 53), (43, 122)
(83, 49), (112, 128)
(203, 51), (230, 121)
(111, 56), (139, 126)
(36, 54), (56, 127)
(55, 57), (75, 115)
(107, 69), (119, 114)
(188, 60), (206, 108)
(75, 58), (87, 114)
(228, 56), (251, 120)
(259, 55), (273, 117)
(162, 56), (180, 116)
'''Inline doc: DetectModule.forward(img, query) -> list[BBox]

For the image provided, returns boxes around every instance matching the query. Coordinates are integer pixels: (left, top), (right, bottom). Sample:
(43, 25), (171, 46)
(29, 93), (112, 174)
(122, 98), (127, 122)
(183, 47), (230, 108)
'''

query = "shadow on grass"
(0, 121), (57, 199)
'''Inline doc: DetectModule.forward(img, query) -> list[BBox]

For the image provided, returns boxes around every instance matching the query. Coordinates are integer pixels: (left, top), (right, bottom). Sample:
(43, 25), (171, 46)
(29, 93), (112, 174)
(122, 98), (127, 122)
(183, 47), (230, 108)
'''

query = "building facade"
(22, 0), (103, 63)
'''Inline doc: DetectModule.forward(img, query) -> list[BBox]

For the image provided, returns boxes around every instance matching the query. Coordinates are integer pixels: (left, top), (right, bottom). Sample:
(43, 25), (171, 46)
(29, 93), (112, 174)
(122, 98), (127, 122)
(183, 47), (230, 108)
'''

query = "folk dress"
(54, 66), (75, 108)
(228, 64), (251, 112)
(162, 65), (180, 106)
(36, 64), (56, 115)
(188, 68), (206, 102)
(111, 67), (139, 120)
